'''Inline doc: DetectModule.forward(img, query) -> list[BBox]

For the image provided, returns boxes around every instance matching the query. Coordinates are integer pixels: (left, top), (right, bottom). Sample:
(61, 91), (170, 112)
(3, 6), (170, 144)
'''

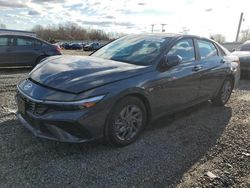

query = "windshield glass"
(240, 43), (250, 51)
(91, 35), (169, 65)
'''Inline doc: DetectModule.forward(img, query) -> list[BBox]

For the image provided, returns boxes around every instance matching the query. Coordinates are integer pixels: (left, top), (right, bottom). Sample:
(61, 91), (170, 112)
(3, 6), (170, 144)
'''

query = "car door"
(15, 36), (40, 66)
(0, 36), (16, 66)
(195, 39), (225, 99)
(151, 38), (201, 115)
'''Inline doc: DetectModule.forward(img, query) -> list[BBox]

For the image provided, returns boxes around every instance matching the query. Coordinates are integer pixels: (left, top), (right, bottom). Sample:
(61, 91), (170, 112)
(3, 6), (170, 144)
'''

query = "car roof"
(0, 33), (35, 37)
(129, 33), (213, 41)
(0, 34), (50, 44)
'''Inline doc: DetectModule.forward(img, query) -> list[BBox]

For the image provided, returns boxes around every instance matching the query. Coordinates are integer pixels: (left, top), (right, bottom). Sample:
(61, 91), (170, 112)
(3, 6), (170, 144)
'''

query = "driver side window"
(167, 39), (195, 63)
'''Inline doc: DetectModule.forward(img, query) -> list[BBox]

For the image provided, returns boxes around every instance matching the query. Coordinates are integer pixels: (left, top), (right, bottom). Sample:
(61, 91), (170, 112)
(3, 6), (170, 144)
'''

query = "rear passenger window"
(17, 38), (33, 46)
(197, 40), (218, 59)
(0, 37), (8, 46)
(167, 39), (195, 63)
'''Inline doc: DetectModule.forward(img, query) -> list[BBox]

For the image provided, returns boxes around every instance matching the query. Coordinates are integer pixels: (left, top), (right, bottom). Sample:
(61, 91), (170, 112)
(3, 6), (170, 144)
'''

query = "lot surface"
(61, 49), (92, 56)
(0, 53), (249, 187)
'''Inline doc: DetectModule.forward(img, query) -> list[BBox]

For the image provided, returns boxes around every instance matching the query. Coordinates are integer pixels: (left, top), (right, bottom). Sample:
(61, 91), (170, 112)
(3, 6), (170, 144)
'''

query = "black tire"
(211, 77), (233, 106)
(105, 96), (147, 147)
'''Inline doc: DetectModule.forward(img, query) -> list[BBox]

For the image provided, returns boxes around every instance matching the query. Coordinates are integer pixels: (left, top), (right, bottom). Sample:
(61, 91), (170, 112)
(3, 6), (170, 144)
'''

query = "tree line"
(210, 29), (250, 44)
(31, 22), (124, 43)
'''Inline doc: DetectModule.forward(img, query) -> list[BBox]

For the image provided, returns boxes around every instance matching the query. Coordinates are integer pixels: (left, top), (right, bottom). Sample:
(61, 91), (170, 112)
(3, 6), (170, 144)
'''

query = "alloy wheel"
(114, 105), (143, 141)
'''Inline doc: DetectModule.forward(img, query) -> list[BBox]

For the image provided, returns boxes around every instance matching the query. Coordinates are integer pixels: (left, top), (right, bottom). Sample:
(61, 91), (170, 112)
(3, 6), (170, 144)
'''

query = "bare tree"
(0, 24), (6, 29)
(239, 29), (250, 43)
(32, 22), (111, 42)
(210, 34), (226, 43)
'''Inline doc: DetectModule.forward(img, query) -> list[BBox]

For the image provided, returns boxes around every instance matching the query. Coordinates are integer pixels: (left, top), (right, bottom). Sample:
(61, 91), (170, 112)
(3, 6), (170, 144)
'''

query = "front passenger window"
(167, 39), (195, 63)
(0, 37), (14, 46)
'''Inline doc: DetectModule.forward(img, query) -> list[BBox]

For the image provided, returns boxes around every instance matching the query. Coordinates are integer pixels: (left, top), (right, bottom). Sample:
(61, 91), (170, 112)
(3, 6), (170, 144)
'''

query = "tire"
(105, 96), (147, 147)
(211, 77), (233, 106)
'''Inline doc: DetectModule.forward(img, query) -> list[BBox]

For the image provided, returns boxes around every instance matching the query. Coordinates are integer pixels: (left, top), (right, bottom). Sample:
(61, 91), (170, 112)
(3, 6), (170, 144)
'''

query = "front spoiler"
(16, 112), (99, 143)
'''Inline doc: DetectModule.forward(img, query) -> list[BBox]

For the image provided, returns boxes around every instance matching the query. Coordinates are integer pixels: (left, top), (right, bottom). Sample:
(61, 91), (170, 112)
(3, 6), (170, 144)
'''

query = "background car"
(16, 34), (240, 146)
(70, 43), (83, 50)
(0, 34), (61, 67)
(60, 42), (71, 50)
(232, 41), (250, 76)
(83, 42), (100, 51)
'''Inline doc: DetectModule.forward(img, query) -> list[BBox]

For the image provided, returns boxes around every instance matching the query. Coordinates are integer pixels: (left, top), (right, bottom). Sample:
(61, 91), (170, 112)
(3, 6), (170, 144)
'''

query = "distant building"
(222, 42), (242, 52)
(0, 29), (36, 37)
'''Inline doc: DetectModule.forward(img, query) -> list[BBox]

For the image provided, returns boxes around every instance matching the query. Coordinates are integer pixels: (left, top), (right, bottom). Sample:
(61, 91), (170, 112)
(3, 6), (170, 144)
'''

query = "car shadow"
(147, 101), (211, 130)
(0, 67), (32, 73)
(0, 103), (232, 187)
(238, 79), (250, 91)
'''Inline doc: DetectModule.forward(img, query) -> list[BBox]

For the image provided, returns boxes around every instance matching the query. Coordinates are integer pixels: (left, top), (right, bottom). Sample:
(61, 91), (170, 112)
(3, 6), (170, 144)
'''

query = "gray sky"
(0, 0), (249, 41)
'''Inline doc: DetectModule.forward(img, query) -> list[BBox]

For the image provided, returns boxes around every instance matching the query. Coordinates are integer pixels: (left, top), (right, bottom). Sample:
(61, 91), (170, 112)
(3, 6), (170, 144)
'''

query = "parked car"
(232, 41), (250, 76)
(60, 43), (71, 50)
(0, 34), (61, 67)
(70, 43), (83, 50)
(16, 34), (240, 146)
(83, 42), (100, 51)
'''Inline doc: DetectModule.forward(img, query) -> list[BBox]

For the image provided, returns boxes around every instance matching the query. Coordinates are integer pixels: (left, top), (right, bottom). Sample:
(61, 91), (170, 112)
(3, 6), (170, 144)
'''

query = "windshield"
(240, 43), (250, 51)
(91, 35), (169, 65)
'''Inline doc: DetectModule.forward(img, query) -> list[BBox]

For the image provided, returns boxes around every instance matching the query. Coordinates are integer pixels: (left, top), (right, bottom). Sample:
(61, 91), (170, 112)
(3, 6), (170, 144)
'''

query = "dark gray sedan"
(0, 34), (61, 67)
(16, 34), (240, 146)
(232, 41), (250, 76)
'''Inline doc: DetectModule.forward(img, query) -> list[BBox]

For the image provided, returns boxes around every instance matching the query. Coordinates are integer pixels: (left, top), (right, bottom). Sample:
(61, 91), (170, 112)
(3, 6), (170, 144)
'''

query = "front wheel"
(105, 96), (147, 147)
(211, 78), (233, 106)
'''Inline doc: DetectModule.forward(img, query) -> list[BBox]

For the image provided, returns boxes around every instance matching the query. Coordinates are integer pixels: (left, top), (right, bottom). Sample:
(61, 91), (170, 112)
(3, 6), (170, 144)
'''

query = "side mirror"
(162, 55), (182, 68)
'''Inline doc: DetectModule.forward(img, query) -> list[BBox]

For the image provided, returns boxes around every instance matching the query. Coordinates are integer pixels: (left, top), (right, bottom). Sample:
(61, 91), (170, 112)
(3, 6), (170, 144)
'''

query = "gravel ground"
(61, 49), (92, 56)
(0, 61), (249, 187)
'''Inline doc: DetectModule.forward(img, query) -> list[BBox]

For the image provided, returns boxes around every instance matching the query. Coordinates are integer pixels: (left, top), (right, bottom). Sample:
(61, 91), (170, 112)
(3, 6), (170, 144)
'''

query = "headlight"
(43, 95), (106, 109)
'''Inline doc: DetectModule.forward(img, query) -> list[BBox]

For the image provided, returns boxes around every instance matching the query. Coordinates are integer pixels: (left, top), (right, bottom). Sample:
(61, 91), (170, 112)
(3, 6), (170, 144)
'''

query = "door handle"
(192, 66), (202, 72)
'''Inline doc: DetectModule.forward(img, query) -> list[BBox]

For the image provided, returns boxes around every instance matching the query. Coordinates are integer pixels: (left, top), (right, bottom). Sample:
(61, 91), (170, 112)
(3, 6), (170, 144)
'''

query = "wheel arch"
(109, 89), (152, 125)
(226, 74), (235, 88)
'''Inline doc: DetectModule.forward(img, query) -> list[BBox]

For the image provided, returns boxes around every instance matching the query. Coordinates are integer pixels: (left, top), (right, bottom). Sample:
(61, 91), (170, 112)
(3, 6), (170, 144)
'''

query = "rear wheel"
(33, 55), (47, 68)
(105, 96), (147, 146)
(211, 77), (233, 106)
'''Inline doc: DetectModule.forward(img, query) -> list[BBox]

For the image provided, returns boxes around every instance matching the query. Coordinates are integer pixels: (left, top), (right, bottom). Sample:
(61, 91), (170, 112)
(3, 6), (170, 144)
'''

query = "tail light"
(56, 47), (61, 53)
(233, 56), (240, 65)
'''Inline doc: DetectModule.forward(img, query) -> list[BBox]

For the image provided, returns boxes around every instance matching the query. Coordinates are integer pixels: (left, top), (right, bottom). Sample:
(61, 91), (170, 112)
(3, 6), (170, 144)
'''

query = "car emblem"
(23, 83), (33, 91)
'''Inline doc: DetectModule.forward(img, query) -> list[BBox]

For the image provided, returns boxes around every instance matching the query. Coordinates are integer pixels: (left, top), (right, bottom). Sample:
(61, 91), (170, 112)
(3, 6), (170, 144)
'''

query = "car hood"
(30, 55), (151, 94)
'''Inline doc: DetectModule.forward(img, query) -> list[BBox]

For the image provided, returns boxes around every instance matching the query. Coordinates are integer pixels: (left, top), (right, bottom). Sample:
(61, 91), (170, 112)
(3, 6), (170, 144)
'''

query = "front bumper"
(16, 90), (108, 143)
(16, 112), (102, 143)
(17, 113), (86, 143)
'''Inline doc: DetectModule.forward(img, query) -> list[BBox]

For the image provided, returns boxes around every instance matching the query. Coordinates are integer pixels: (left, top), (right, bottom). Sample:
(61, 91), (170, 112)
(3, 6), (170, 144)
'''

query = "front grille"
(27, 101), (47, 115)
(17, 91), (48, 115)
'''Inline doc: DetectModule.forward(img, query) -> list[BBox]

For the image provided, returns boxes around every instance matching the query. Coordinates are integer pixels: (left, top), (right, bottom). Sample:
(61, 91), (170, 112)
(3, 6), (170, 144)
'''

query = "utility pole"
(235, 12), (244, 42)
(161, 24), (166, 32)
(151, 24), (155, 33)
